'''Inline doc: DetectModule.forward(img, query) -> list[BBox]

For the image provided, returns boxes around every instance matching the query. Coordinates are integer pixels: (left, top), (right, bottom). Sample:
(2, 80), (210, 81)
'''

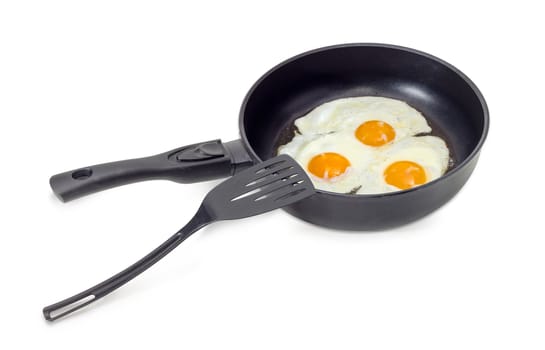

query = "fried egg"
(277, 96), (450, 194)
(358, 136), (450, 194)
(278, 130), (372, 193)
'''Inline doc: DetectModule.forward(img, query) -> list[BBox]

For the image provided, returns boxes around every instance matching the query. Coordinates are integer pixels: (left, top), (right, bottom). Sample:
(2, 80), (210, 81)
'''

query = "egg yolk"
(355, 120), (396, 146)
(308, 152), (350, 179)
(384, 161), (427, 190)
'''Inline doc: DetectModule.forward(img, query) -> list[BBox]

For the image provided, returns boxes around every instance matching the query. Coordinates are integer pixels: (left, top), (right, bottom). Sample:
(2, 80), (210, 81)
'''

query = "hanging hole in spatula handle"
(43, 291), (96, 321)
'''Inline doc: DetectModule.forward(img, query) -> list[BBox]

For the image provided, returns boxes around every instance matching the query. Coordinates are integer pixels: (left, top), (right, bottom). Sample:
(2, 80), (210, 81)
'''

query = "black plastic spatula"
(43, 155), (315, 321)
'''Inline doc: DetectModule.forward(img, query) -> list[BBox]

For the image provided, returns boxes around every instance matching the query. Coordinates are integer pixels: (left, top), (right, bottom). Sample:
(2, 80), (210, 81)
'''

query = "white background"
(1, 1), (543, 349)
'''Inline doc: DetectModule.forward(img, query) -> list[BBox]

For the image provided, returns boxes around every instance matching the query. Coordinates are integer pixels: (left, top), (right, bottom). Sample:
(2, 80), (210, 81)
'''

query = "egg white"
(277, 96), (450, 194)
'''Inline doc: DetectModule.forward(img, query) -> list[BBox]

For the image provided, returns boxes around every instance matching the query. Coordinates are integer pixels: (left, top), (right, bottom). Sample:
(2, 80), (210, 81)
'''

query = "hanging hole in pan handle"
(71, 168), (93, 180)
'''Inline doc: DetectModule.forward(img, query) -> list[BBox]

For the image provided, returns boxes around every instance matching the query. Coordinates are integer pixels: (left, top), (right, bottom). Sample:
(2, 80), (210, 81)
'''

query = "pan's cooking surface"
(241, 45), (485, 172)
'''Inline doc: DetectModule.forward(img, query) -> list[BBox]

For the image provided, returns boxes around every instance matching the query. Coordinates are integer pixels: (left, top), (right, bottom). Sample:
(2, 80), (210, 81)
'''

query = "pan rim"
(238, 42), (489, 199)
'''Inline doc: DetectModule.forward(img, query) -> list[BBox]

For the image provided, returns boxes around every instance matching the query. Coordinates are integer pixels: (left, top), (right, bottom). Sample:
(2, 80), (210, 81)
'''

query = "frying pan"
(49, 43), (489, 230)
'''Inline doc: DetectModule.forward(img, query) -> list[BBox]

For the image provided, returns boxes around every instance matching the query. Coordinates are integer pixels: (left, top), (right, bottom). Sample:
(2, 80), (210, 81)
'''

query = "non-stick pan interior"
(241, 44), (486, 168)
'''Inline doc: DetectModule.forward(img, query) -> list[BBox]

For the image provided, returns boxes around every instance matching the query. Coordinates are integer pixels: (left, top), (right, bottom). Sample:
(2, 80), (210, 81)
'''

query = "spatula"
(43, 154), (315, 321)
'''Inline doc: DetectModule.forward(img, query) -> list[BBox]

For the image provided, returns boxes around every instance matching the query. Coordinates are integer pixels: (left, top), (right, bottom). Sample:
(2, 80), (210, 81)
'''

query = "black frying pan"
(50, 43), (489, 230)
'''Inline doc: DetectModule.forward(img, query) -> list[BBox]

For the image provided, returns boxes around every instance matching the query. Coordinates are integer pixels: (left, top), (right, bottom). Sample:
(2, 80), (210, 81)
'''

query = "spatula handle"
(43, 206), (213, 321)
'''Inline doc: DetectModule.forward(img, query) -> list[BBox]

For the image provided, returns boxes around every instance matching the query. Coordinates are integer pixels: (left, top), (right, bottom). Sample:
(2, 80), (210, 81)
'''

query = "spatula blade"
(203, 155), (315, 220)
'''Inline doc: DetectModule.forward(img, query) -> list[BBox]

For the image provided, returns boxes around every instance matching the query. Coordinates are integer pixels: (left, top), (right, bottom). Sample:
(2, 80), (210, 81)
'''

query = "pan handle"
(49, 139), (254, 202)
